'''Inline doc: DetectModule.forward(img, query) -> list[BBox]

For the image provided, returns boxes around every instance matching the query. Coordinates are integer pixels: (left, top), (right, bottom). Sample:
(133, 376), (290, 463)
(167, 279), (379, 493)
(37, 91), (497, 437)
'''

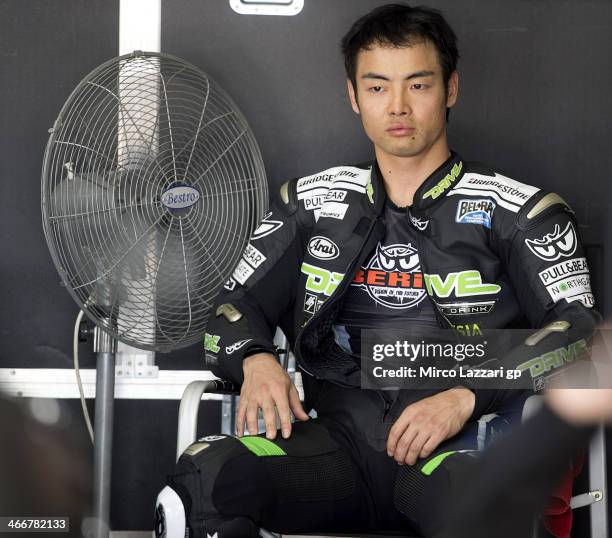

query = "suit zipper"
(379, 391), (392, 420)
(294, 216), (380, 376)
(414, 223), (452, 329)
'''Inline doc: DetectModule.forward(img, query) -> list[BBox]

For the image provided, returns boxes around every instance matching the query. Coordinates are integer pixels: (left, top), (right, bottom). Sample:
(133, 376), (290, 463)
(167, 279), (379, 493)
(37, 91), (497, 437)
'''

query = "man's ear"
(446, 71), (459, 108)
(347, 79), (360, 115)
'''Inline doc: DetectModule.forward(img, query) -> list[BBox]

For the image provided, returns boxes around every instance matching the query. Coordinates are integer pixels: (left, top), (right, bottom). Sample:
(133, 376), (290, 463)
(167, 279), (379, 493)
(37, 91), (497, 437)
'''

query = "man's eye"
(412, 83), (427, 90)
(369, 86), (384, 93)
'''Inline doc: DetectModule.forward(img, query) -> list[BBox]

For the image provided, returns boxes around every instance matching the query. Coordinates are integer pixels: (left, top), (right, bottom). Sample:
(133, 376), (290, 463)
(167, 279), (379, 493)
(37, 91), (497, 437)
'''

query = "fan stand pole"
(93, 327), (117, 538)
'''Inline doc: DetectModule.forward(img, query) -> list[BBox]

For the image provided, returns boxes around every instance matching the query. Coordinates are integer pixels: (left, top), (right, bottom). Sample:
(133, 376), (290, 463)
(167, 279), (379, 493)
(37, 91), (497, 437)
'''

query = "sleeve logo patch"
(538, 257), (589, 286)
(225, 339), (252, 354)
(232, 243), (268, 285)
(223, 277), (237, 291)
(525, 221), (577, 261)
(243, 243), (266, 268)
(204, 333), (221, 353)
(252, 212), (283, 240)
(517, 339), (588, 379)
(232, 258), (255, 285)
(545, 275), (593, 306)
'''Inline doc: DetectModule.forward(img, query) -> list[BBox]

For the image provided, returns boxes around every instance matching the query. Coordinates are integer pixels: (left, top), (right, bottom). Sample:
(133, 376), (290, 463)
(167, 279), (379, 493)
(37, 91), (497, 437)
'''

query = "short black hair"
(341, 3), (459, 95)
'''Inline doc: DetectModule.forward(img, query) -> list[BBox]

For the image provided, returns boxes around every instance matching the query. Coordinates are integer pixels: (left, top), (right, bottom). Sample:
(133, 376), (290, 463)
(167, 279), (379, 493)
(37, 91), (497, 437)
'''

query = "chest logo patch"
(455, 198), (496, 228)
(308, 236), (339, 260)
(352, 243), (427, 309)
(408, 209), (429, 231)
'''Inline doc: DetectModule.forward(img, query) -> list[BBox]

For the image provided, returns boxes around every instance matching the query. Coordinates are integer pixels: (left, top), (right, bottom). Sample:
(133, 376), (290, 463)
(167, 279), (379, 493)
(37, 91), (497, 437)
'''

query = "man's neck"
(376, 137), (450, 208)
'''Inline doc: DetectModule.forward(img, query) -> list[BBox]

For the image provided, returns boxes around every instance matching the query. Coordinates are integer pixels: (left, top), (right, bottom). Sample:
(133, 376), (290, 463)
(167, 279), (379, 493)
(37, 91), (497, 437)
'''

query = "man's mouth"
(386, 125), (416, 136)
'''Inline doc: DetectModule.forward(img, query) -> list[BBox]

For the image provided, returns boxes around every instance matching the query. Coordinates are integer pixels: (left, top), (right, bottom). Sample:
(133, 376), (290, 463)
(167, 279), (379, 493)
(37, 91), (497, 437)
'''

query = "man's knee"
(157, 421), (360, 536)
(159, 434), (266, 538)
(393, 451), (479, 536)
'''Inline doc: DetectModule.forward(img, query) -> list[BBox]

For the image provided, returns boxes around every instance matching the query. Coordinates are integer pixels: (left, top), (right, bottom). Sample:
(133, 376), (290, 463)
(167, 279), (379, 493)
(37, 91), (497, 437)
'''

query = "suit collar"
(413, 151), (464, 215)
(367, 151), (465, 218)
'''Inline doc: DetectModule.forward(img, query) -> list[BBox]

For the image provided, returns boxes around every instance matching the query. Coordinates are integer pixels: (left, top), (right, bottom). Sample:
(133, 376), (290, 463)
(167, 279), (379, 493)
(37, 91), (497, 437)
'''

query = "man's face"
(347, 40), (458, 160)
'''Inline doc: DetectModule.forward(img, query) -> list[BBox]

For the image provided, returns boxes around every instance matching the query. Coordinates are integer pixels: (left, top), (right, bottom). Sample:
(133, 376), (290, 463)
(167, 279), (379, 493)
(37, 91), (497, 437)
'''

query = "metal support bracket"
(571, 490), (604, 509)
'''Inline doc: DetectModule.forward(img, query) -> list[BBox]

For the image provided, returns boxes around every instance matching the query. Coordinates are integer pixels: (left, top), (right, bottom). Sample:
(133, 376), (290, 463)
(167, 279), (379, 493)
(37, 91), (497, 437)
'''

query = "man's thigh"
(307, 380), (530, 533)
(170, 417), (375, 534)
(381, 396), (531, 535)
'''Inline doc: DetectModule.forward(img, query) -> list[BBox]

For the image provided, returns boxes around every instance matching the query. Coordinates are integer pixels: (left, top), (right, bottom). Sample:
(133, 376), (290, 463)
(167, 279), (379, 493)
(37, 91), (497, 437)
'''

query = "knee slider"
(155, 486), (186, 538)
(156, 486), (259, 538)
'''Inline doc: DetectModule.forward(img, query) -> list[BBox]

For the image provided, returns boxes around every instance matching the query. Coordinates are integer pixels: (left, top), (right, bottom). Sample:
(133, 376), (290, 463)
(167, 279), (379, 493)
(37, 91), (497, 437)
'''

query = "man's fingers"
(272, 391), (293, 439)
(289, 385), (310, 421)
(404, 431), (430, 466)
(246, 401), (260, 436)
(261, 397), (278, 439)
(387, 411), (412, 456)
(393, 425), (419, 464)
(419, 434), (443, 460)
(237, 375), (307, 440)
(236, 397), (248, 437)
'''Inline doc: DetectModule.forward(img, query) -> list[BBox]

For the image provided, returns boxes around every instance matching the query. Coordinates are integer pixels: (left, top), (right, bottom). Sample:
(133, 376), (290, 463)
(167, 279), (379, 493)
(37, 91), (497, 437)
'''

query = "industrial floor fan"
(41, 51), (268, 537)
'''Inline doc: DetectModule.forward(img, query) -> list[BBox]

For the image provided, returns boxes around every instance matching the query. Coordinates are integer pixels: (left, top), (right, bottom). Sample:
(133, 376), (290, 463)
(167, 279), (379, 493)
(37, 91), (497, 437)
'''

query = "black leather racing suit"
(206, 151), (599, 419)
(170, 152), (600, 537)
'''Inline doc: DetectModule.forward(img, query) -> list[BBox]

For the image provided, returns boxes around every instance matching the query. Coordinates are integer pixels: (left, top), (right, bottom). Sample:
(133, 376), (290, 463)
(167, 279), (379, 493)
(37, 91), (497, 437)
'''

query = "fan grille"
(42, 52), (267, 352)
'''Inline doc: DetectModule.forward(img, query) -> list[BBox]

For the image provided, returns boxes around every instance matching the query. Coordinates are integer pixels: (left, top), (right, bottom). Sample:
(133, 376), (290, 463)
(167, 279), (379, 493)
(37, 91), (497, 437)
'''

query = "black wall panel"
(0, 1), (119, 368)
(109, 399), (222, 530)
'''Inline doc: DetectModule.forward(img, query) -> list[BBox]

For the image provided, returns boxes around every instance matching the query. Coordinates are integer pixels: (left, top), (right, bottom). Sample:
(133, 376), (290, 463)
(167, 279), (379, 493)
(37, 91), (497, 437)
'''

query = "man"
(157, 4), (599, 537)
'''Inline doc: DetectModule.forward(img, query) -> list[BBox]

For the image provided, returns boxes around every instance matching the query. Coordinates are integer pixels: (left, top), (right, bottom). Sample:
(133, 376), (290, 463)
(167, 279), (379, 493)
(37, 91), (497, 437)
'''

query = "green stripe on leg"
(421, 450), (457, 476)
(239, 436), (287, 456)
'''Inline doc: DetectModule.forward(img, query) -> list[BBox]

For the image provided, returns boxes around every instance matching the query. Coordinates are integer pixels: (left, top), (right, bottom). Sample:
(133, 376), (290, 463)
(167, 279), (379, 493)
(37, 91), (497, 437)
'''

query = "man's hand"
(237, 352), (310, 440)
(386, 387), (475, 465)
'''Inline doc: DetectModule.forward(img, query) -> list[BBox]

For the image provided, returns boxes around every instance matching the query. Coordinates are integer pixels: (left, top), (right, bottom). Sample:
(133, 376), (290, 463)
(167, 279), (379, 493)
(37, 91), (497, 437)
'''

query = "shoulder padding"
(516, 191), (574, 231)
(278, 178), (298, 215)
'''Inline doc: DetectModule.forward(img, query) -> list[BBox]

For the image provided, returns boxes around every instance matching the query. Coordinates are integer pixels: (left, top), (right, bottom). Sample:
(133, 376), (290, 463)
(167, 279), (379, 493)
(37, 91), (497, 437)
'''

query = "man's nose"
(388, 88), (410, 116)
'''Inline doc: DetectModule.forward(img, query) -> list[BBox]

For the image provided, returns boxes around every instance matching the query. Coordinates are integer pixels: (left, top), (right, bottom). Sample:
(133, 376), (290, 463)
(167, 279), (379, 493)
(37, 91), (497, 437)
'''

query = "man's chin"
(380, 144), (426, 159)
